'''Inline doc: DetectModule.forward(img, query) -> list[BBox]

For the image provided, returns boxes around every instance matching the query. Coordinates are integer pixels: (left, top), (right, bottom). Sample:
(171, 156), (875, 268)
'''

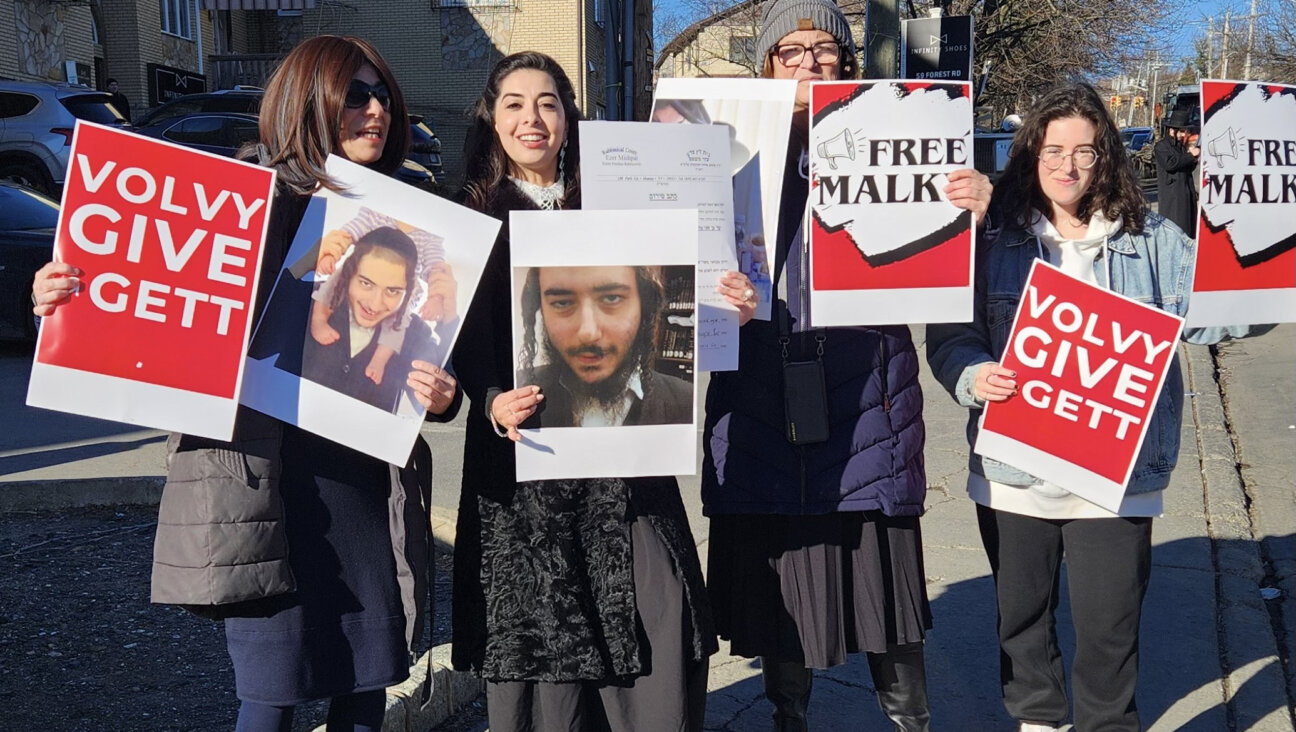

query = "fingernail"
(535, 394), (544, 401)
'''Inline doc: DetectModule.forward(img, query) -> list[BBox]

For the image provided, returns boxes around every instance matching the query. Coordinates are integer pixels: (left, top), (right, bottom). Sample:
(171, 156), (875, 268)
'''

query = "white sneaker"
(1019, 724), (1062, 732)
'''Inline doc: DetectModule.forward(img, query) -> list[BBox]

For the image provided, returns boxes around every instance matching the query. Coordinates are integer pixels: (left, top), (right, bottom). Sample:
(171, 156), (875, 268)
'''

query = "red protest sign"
(27, 121), (275, 440)
(808, 80), (975, 326)
(1190, 79), (1296, 326)
(975, 260), (1185, 511)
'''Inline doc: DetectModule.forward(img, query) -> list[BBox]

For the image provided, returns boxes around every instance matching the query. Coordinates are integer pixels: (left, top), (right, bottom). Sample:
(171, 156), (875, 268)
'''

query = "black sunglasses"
(345, 80), (391, 110)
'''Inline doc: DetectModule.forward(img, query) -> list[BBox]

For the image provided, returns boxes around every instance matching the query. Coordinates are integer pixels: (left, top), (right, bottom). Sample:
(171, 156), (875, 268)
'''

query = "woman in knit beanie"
(700, 1), (991, 730)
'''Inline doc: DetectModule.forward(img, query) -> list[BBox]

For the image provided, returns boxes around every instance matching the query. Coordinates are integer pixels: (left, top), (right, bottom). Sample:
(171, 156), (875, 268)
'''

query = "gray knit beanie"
(757, 0), (856, 62)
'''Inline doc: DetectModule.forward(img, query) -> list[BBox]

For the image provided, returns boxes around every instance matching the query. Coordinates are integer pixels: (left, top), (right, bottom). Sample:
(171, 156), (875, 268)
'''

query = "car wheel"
(0, 159), (56, 197)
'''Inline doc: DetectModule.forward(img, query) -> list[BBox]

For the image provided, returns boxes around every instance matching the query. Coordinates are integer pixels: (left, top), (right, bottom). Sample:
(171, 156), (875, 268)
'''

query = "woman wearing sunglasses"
(926, 83), (1260, 732)
(34, 35), (458, 732)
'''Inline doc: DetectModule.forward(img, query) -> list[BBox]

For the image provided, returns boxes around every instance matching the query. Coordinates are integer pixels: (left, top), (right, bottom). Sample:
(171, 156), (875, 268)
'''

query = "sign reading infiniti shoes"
(901, 15), (974, 82)
(808, 80), (975, 326)
(1188, 79), (1296, 327)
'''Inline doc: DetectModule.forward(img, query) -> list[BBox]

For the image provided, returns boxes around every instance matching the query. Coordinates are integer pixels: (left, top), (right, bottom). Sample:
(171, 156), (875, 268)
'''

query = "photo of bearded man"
(514, 264), (694, 428)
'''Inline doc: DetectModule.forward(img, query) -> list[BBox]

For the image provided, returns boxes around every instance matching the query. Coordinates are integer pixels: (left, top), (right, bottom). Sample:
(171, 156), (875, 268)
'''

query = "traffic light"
(1111, 95), (1123, 107)
(1134, 96), (1145, 108)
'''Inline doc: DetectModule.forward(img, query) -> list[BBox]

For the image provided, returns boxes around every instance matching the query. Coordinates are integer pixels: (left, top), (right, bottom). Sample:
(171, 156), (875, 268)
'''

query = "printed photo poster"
(580, 120), (739, 371)
(1189, 79), (1296, 327)
(240, 155), (500, 465)
(509, 208), (698, 482)
(807, 80), (975, 326)
(975, 260), (1185, 512)
(652, 77), (798, 320)
(27, 121), (275, 440)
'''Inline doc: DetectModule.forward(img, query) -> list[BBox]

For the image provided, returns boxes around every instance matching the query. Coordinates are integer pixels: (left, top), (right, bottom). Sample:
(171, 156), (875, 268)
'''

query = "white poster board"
(510, 208), (698, 481)
(240, 155), (500, 465)
(652, 78), (798, 320)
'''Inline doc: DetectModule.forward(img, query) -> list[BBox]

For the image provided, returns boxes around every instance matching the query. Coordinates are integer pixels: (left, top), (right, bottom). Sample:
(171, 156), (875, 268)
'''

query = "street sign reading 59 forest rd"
(901, 15), (974, 83)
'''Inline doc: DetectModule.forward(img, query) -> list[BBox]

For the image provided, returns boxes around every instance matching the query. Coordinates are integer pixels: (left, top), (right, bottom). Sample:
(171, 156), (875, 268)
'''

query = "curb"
(1185, 342), (1296, 731)
(0, 476), (483, 731)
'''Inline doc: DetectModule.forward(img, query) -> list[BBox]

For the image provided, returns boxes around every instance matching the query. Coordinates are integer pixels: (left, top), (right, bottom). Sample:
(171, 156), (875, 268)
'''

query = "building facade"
(1, 0), (653, 181)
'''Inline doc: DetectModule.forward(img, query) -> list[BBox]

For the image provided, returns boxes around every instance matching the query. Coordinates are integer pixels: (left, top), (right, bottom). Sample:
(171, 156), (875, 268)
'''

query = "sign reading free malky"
(27, 121), (275, 440)
(975, 261), (1185, 512)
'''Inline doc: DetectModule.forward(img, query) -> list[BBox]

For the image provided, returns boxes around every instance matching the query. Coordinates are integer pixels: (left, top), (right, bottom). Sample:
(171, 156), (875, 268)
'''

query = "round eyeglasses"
(772, 41), (841, 67)
(1039, 147), (1099, 170)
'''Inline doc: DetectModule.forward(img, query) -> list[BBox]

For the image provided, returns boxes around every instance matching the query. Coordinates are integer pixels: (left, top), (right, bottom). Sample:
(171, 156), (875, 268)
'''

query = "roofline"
(655, 0), (762, 70)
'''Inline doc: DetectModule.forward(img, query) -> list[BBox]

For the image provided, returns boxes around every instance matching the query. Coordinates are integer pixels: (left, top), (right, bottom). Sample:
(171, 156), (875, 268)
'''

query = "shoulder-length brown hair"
(257, 35), (410, 194)
(993, 82), (1147, 233)
(461, 52), (582, 212)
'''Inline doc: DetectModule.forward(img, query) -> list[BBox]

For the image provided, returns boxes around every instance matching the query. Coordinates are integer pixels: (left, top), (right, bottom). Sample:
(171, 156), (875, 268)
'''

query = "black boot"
(761, 657), (813, 732)
(866, 642), (932, 732)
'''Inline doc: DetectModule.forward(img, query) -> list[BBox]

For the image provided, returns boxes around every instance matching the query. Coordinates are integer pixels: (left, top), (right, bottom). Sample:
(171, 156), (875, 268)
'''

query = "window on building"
(729, 35), (757, 66)
(160, 0), (193, 39)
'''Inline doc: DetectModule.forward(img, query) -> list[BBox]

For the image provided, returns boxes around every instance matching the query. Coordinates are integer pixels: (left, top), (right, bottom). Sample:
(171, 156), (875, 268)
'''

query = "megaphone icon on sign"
(817, 129), (855, 170)
(1207, 127), (1238, 167)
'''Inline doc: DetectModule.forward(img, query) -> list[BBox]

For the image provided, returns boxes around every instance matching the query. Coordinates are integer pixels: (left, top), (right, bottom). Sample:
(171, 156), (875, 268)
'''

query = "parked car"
(134, 89), (447, 183)
(135, 111), (438, 190)
(0, 81), (129, 196)
(0, 181), (58, 341)
(409, 114), (447, 184)
(133, 89), (264, 130)
(1122, 126), (1154, 154)
(135, 112), (261, 158)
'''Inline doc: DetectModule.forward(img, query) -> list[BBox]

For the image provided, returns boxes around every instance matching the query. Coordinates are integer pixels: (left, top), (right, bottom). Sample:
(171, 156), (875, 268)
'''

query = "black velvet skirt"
(707, 511), (931, 669)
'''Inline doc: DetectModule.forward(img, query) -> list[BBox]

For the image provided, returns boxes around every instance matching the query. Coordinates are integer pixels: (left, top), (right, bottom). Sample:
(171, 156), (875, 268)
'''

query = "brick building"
(2, 0), (653, 181)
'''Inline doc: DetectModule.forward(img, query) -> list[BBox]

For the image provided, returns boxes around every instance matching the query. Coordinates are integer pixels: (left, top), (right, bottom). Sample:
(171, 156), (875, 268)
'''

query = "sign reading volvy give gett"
(27, 121), (276, 440)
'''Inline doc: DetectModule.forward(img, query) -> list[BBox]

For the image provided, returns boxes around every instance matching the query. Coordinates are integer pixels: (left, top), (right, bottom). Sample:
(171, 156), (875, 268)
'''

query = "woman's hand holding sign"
(408, 361), (457, 415)
(944, 168), (993, 226)
(973, 362), (1017, 403)
(32, 262), (82, 317)
(490, 386), (544, 442)
(718, 270), (757, 326)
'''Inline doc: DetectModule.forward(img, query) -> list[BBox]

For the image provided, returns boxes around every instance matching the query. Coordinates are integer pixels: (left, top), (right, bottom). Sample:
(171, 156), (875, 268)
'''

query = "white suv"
(0, 80), (128, 196)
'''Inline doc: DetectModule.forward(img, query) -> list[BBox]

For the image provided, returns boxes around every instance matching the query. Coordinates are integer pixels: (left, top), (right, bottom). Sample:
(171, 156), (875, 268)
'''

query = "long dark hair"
(461, 52), (582, 212)
(994, 82), (1147, 233)
(518, 266), (666, 390)
(256, 35), (410, 194)
(328, 226), (419, 331)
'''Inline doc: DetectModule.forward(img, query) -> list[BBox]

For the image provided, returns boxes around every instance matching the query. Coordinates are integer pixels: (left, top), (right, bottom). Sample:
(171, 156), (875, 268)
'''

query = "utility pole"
(865, 0), (900, 80)
(1243, 0), (1258, 80)
(1207, 16), (1215, 77)
(1221, 10), (1231, 79)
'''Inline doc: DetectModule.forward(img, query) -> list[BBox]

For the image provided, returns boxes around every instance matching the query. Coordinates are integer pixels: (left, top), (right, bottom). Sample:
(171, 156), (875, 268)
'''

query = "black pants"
(977, 505), (1152, 732)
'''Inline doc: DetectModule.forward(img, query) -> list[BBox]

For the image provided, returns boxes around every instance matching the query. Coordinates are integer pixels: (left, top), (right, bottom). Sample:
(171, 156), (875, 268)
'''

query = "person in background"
(700, 1), (992, 730)
(927, 82), (1262, 732)
(34, 36), (459, 732)
(450, 51), (716, 731)
(1153, 108), (1200, 238)
(106, 78), (131, 122)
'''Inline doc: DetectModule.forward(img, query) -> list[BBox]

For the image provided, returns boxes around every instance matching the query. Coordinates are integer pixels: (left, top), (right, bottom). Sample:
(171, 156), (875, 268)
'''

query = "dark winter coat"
(1154, 136), (1199, 237)
(701, 136), (927, 518)
(450, 182), (715, 680)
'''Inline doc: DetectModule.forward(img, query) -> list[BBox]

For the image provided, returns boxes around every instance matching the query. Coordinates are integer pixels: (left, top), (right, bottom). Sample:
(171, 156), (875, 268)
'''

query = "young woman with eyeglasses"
(698, 1), (992, 730)
(926, 82), (1259, 732)
(34, 35), (459, 732)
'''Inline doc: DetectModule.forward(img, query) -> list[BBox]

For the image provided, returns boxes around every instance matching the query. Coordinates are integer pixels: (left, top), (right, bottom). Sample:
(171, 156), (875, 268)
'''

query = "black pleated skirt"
(707, 511), (931, 669)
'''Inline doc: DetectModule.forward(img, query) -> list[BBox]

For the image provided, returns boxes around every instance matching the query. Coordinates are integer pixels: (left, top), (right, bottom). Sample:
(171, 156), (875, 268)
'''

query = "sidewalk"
(2, 327), (1293, 730)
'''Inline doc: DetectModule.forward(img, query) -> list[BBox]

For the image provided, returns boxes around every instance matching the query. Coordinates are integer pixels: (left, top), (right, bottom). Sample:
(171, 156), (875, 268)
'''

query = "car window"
(0, 92), (40, 119)
(60, 94), (127, 125)
(0, 185), (60, 230)
(164, 116), (227, 146)
(140, 99), (204, 127)
(229, 117), (260, 147)
(213, 96), (261, 114)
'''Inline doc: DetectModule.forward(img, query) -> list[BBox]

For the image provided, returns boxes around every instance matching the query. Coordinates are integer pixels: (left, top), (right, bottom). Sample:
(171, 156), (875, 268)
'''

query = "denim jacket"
(927, 212), (1250, 495)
